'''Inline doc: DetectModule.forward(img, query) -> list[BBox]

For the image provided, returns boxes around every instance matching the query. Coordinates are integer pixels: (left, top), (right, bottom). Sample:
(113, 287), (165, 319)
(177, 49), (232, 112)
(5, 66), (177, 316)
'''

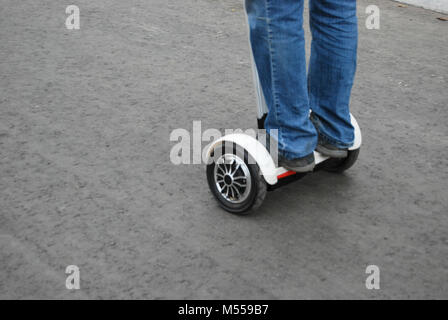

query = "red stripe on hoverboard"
(277, 171), (296, 179)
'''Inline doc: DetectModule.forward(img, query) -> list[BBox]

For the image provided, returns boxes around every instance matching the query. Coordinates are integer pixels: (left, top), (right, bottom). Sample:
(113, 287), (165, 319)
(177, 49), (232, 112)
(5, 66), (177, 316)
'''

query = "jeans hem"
(279, 147), (316, 161)
(318, 132), (353, 149)
(310, 113), (354, 149)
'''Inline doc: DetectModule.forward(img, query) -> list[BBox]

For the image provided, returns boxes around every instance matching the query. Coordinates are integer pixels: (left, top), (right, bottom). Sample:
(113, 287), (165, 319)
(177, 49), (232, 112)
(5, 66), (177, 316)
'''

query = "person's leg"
(245, 0), (317, 161)
(308, 0), (358, 153)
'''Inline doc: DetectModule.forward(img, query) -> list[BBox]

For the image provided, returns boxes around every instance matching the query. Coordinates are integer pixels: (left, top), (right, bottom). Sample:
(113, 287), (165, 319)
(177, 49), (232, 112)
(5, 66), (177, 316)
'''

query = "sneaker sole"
(316, 145), (348, 158)
(279, 161), (316, 173)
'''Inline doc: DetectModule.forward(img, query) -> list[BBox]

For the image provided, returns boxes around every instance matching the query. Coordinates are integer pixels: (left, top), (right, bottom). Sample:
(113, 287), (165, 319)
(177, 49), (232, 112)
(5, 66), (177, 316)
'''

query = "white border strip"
(394, 0), (448, 14)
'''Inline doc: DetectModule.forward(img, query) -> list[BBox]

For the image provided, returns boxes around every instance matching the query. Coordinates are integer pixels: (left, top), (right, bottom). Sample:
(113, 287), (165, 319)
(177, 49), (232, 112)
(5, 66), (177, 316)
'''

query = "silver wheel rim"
(214, 154), (252, 204)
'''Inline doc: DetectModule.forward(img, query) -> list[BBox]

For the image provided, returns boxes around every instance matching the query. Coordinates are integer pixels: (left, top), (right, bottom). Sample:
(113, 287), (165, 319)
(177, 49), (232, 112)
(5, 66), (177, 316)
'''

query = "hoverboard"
(205, 22), (361, 214)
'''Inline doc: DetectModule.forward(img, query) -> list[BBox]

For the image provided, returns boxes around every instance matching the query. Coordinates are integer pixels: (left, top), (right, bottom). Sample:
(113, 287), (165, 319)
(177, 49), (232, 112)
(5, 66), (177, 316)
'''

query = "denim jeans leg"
(246, 0), (317, 159)
(308, 0), (358, 148)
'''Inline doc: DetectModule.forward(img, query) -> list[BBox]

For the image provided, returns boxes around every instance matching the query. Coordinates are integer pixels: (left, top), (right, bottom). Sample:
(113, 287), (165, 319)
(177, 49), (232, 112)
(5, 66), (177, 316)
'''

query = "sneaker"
(316, 140), (348, 158)
(278, 153), (315, 173)
(310, 112), (349, 158)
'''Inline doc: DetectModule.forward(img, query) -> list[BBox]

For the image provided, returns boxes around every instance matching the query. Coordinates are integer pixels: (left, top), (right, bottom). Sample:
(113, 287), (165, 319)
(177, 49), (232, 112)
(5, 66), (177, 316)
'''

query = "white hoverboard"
(205, 29), (361, 214)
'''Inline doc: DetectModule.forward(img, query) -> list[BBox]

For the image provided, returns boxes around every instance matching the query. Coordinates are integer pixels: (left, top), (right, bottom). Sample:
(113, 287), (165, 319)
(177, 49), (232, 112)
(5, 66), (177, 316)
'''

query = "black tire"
(206, 144), (267, 215)
(321, 148), (360, 173)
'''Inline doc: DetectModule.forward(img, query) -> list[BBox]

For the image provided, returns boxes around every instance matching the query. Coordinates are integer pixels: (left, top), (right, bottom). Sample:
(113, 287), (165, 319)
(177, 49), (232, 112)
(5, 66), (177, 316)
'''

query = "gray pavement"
(0, 0), (447, 299)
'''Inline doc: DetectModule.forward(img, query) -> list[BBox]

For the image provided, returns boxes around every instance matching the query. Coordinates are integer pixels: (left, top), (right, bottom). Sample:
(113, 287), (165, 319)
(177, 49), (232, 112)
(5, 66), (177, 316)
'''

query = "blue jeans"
(246, 0), (357, 159)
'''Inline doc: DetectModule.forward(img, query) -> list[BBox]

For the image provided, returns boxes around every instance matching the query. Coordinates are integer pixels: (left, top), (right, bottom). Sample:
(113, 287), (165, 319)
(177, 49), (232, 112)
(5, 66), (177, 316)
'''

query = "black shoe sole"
(316, 144), (348, 158)
(278, 161), (316, 173)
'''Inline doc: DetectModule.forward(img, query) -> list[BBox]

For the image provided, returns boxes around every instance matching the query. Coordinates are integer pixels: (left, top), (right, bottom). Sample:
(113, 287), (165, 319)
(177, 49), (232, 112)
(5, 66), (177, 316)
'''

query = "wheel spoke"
(233, 181), (246, 188)
(231, 186), (241, 199)
(229, 186), (234, 199)
(217, 165), (226, 175)
(231, 163), (241, 176)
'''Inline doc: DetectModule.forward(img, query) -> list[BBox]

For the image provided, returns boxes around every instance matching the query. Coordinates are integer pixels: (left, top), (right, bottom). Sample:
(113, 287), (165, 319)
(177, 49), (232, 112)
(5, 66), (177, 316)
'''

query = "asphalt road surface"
(1, 0), (447, 299)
